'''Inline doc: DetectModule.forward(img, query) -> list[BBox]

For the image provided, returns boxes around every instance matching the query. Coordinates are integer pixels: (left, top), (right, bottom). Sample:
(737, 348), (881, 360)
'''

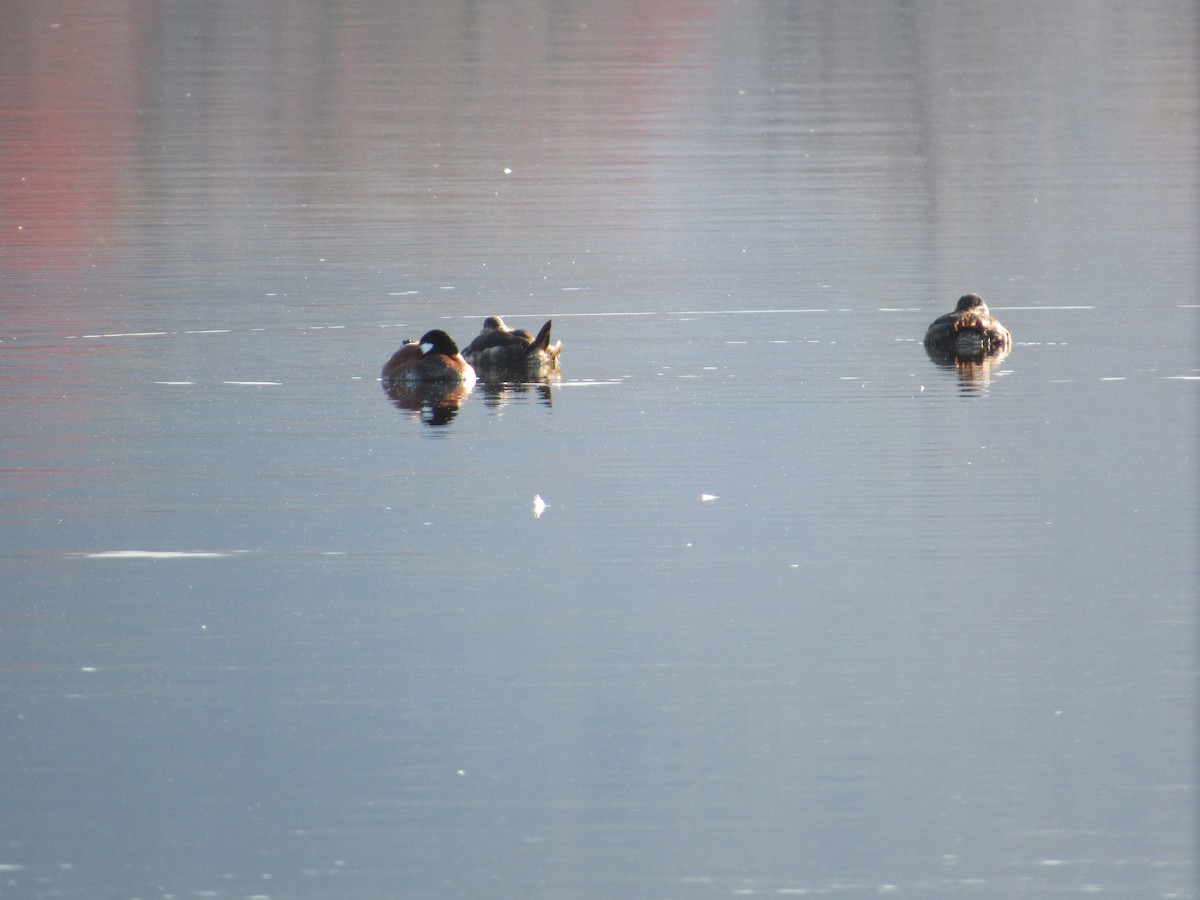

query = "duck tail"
(528, 319), (554, 353)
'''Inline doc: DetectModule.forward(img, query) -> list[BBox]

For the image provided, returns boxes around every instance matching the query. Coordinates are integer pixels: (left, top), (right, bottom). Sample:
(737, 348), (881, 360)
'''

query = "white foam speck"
(222, 381), (282, 386)
(533, 495), (548, 518)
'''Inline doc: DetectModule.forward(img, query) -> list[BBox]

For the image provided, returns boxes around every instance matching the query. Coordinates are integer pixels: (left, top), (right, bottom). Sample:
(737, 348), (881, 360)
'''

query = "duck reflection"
(475, 372), (557, 409)
(382, 379), (473, 426)
(925, 343), (1011, 394)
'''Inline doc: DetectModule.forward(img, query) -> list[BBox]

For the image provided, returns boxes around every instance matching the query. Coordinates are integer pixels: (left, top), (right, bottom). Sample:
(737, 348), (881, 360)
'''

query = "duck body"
(382, 330), (477, 385)
(462, 316), (562, 372)
(924, 294), (1011, 358)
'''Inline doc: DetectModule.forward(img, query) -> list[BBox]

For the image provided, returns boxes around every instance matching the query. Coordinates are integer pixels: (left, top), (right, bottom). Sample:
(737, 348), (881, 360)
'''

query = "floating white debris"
(83, 550), (229, 559)
(700, 494), (718, 502)
(533, 495), (548, 518)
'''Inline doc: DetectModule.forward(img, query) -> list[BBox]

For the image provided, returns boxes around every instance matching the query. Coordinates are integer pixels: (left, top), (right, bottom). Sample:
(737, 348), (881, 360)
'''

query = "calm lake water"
(2, 2), (1197, 898)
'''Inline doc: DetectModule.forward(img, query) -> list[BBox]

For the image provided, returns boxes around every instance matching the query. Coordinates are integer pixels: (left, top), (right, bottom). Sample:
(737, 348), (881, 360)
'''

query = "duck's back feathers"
(381, 340), (423, 379)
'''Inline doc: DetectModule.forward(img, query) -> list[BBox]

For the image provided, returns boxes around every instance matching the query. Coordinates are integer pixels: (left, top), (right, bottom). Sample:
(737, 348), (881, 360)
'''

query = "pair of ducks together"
(381, 294), (1010, 383)
(381, 316), (562, 383)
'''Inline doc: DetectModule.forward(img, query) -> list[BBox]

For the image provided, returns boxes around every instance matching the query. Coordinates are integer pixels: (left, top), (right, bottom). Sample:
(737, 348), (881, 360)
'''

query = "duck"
(461, 316), (562, 371)
(923, 294), (1011, 358)
(381, 329), (476, 384)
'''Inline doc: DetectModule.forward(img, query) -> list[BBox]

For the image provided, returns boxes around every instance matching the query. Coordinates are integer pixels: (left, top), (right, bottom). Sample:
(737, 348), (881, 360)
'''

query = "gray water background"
(0, 2), (1196, 898)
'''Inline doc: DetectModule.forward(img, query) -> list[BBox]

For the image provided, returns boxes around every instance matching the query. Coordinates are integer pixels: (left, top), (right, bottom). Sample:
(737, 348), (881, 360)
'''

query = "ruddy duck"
(382, 329), (476, 384)
(461, 316), (562, 371)
(924, 294), (1011, 358)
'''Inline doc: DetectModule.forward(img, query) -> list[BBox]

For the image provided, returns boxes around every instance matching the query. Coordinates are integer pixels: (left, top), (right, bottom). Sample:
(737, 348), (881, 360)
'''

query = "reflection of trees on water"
(924, 344), (1011, 395)
(383, 380), (473, 426)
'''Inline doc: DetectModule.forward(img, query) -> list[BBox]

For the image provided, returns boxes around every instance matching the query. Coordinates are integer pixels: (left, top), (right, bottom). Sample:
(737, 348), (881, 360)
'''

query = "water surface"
(1, 2), (1197, 898)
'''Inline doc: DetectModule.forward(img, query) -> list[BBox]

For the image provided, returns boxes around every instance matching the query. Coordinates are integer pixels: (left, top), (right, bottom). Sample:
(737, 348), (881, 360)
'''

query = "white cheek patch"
(420, 342), (434, 354)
